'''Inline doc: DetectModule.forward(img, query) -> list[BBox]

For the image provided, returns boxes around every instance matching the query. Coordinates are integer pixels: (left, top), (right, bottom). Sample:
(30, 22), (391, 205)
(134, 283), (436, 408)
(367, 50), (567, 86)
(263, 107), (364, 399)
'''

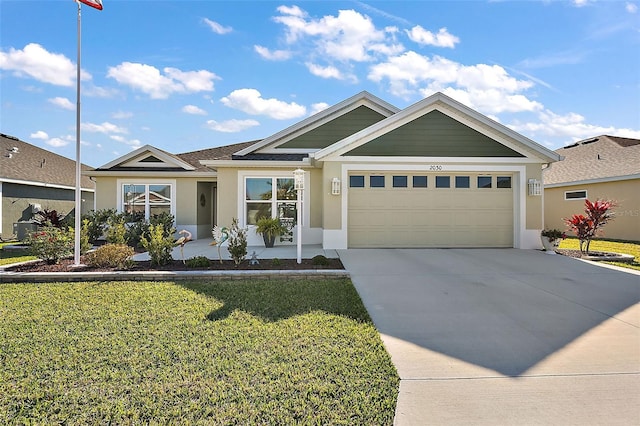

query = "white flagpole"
(74, 0), (82, 266)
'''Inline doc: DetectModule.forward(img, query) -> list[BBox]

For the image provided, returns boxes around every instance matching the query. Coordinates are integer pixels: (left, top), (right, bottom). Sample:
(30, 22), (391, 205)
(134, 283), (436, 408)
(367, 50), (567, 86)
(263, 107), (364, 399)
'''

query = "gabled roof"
(313, 92), (561, 163)
(0, 133), (94, 190)
(97, 144), (197, 171)
(543, 135), (640, 186)
(233, 91), (400, 157)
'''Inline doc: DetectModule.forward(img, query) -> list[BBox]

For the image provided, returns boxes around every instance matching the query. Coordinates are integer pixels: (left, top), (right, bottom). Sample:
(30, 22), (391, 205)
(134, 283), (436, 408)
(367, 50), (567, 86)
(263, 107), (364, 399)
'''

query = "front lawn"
(0, 242), (36, 266)
(558, 238), (640, 271)
(0, 279), (399, 424)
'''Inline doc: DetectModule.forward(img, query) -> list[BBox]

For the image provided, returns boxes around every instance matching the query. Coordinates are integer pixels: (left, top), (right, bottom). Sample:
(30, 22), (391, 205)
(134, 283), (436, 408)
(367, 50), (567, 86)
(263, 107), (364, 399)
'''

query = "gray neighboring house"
(1, 133), (95, 240)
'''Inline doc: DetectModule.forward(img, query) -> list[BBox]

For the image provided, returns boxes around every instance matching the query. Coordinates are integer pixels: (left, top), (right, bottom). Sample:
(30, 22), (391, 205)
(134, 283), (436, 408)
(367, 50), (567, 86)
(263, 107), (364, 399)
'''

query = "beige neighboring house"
(543, 135), (640, 242)
(88, 91), (561, 249)
(1, 133), (95, 239)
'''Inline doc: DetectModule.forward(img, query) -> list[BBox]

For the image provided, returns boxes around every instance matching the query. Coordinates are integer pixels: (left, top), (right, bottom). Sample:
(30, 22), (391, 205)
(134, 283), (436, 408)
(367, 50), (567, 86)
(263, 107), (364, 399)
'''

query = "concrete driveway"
(338, 249), (640, 425)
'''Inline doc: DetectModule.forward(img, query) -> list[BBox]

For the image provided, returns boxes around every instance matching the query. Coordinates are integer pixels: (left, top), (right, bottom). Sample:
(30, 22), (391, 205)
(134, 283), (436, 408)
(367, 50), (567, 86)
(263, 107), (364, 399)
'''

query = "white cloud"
(112, 111), (133, 119)
(305, 62), (346, 80)
(254, 45), (292, 61)
(510, 109), (640, 141)
(30, 130), (49, 140)
(205, 119), (260, 133)
(81, 121), (128, 134)
(369, 51), (542, 114)
(0, 43), (90, 87)
(46, 137), (68, 148)
(573, 0), (590, 7)
(203, 18), (233, 34)
(107, 62), (219, 99)
(310, 102), (330, 116)
(48, 97), (74, 110)
(182, 105), (207, 115)
(110, 135), (142, 148)
(406, 26), (460, 48)
(220, 88), (306, 119)
(626, 2), (638, 13)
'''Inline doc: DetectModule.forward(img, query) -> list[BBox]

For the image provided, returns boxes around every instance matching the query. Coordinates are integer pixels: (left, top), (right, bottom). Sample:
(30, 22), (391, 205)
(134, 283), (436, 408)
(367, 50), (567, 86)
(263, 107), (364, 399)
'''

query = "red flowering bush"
(564, 199), (616, 254)
(25, 226), (74, 264)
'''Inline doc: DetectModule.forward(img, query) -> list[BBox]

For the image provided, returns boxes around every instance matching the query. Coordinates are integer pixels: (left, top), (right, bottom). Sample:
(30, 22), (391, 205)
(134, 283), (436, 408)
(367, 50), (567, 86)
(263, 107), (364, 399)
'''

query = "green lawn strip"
(558, 238), (640, 271)
(0, 279), (399, 424)
(0, 243), (36, 266)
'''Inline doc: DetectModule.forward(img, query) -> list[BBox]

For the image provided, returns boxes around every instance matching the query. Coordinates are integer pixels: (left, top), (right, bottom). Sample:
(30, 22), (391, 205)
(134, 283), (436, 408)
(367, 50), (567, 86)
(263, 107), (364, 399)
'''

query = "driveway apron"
(338, 249), (640, 425)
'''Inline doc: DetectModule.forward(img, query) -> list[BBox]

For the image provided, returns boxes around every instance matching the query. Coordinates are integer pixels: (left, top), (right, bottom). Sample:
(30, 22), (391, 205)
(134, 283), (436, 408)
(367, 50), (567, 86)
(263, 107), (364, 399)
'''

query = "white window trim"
(116, 179), (176, 221)
(564, 190), (587, 200)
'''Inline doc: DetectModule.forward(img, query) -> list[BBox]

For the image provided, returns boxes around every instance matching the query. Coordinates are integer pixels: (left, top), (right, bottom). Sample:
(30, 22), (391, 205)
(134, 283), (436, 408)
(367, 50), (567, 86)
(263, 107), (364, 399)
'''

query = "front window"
(245, 177), (298, 226)
(123, 183), (172, 222)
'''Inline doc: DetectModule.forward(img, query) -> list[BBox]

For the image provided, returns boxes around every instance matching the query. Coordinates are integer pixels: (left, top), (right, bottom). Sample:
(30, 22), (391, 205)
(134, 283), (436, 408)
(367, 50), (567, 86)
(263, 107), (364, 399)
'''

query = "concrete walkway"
(338, 249), (640, 425)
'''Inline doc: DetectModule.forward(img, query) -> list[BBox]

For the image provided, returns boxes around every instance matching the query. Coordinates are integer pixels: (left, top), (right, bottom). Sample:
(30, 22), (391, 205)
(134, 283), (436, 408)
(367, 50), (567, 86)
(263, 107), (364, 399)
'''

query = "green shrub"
(271, 257), (282, 266)
(312, 254), (330, 266)
(105, 216), (127, 245)
(140, 223), (174, 266)
(227, 218), (247, 266)
(82, 209), (117, 243)
(86, 244), (134, 269)
(25, 226), (73, 264)
(150, 212), (175, 236)
(185, 256), (210, 268)
(125, 220), (149, 249)
(79, 220), (92, 255)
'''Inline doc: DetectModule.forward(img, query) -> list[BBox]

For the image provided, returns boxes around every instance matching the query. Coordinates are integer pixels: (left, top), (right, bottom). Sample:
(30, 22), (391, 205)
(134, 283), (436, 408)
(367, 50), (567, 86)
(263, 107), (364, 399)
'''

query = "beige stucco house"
(88, 91), (561, 249)
(543, 135), (640, 242)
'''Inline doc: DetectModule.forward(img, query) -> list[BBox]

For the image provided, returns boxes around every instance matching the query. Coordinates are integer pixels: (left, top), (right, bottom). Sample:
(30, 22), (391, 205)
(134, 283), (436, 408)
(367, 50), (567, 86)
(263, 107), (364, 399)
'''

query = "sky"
(1, 0), (639, 168)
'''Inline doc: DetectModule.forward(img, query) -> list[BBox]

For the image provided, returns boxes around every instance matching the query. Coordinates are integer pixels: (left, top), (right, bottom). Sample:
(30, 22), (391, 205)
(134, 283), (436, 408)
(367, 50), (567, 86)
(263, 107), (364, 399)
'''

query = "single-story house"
(1, 133), (95, 240)
(88, 91), (561, 249)
(543, 135), (640, 242)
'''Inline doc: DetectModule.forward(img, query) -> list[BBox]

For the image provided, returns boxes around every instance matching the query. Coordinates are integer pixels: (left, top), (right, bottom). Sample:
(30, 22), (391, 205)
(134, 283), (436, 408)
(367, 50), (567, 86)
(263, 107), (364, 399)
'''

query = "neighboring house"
(88, 91), (561, 249)
(543, 135), (640, 242)
(0, 133), (95, 239)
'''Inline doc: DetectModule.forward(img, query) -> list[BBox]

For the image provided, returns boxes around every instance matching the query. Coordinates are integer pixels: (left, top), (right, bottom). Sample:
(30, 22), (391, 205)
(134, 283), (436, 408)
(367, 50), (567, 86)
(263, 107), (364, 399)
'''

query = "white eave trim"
(328, 156), (544, 164)
(544, 173), (640, 188)
(84, 170), (216, 178)
(312, 92), (562, 163)
(233, 91), (399, 156)
(0, 177), (95, 192)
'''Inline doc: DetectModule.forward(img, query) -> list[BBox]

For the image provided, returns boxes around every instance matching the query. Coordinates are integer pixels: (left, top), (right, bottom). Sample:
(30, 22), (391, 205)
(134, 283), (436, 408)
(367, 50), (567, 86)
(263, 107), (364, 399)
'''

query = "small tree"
(227, 218), (247, 266)
(564, 199), (616, 254)
(140, 223), (175, 266)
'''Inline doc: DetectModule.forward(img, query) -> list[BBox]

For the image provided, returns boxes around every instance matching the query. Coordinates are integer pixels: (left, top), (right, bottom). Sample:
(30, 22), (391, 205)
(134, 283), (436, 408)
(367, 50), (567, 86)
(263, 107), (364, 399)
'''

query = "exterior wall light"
(528, 179), (542, 196)
(331, 177), (341, 195)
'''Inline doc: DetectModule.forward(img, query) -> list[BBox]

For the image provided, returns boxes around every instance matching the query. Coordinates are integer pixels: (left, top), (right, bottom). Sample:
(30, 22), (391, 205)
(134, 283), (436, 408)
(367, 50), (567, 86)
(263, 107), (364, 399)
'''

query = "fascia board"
(328, 155), (544, 164)
(233, 91), (399, 156)
(0, 177), (95, 191)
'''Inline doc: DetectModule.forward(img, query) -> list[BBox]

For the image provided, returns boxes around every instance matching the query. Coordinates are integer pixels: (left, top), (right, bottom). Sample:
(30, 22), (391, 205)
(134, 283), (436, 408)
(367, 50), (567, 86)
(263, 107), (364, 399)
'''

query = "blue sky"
(1, 0), (639, 167)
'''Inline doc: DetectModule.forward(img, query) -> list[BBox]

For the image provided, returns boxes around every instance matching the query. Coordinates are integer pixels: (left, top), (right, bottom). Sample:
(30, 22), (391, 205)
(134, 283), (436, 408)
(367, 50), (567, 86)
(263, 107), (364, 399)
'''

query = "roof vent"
(581, 138), (598, 145)
(563, 142), (579, 149)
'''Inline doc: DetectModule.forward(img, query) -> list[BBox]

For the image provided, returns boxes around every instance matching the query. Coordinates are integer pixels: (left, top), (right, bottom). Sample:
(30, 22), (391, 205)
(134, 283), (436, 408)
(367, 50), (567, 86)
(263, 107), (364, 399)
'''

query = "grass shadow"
(177, 278), (372, 323)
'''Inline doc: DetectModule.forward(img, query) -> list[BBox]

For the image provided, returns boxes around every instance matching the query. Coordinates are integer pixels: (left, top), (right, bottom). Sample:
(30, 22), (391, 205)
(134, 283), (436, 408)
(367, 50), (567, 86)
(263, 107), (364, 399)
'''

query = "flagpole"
(74, 0), (82, 266)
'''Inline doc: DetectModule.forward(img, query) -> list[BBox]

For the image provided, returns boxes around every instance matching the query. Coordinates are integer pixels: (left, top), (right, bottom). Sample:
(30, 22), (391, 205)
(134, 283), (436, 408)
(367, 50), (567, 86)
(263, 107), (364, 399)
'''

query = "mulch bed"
(6, 257), (344, 273)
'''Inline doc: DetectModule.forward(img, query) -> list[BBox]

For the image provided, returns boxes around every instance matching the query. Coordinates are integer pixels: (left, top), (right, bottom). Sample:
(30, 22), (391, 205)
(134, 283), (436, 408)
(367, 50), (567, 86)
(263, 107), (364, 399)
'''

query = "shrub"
(80, 219), (92, 255)
(312, 254), (330, 266)
(140, 223), (174, 266)
(227, 218), (247, 266)
(33, 208), (66, 228)
(105, 216), (127, 245)
(150, 212), (175, 237)
(185, 256), (210, 268)
(82, 209), (117, 243)
(25, 226), (73, 264)
(125, 220), (149, 249)
(271, 257), (282, 267)
(564, 199), (617, 254)
(86, 244), (134, 269)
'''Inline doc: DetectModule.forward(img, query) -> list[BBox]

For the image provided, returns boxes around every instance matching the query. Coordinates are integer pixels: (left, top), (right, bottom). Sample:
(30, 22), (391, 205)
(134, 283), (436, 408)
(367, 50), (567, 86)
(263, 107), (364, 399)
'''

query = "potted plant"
(255, 217), (285, 248)
(540, 229), (566, 253)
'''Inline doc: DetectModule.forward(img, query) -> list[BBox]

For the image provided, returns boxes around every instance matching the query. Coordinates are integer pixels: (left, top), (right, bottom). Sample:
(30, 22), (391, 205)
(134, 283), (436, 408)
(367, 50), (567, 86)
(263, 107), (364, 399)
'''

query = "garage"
(348, 172), (513, 248)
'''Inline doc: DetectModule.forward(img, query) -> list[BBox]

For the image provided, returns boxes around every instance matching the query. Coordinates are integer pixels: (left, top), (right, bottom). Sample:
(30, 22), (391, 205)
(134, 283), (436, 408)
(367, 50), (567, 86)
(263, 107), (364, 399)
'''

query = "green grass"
(558, 238), (640, 271)
(0, 242), (36, 266)
(0, 279), (399, 424)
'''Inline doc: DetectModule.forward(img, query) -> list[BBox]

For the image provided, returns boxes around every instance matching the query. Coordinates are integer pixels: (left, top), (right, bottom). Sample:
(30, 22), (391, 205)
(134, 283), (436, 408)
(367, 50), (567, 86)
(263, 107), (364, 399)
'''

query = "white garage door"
(348, 173), (513, 248)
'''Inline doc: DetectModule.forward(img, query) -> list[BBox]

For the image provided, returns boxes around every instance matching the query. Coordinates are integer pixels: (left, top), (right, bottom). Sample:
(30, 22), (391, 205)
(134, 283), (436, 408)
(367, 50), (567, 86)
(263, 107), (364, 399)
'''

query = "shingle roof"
(175, 140), (259, 171)
(0, 133), (95, 189)
(543, 135), (640, 185)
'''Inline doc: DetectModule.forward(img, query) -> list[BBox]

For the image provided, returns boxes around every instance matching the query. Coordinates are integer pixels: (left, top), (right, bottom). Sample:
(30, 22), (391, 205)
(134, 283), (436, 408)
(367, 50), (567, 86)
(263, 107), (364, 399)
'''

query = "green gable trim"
(279, 106), (387, 150)
(344, 110), (524, 157)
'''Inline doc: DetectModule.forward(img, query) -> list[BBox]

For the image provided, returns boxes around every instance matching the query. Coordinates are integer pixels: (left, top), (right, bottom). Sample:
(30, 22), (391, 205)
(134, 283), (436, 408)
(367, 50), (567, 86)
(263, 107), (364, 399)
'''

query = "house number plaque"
(429, 165), (443, 171)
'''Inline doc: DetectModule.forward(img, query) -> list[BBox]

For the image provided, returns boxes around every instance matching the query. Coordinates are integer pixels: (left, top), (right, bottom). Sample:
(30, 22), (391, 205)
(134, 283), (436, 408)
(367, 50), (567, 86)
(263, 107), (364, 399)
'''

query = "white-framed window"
(245, 177), (298, 226)
(565, 190), (587, 200)
(119, 181), (175, 222)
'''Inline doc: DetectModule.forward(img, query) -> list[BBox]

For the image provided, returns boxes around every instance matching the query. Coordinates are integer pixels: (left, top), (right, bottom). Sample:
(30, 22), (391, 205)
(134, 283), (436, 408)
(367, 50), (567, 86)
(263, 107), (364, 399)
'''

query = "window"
(477, 176), (492, 188)
(393, 175), (408, 188)
(435, 176), (450, 188)
(497, 176), (512, 188)
(245, 177), (298, 225)
(349, 175), (365, 188)
(413, 176), (428, 188)
(370, 175), (385, 188)
(455, 176), (470, 188)
(122, 183), (172, 222)
(565, 190), (587, 200)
